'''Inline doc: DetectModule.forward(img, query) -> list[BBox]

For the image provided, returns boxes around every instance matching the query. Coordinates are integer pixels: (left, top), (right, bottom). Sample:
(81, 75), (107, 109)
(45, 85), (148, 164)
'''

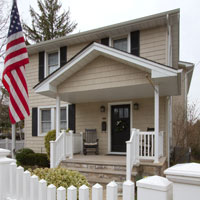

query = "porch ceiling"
(60, 76), (178, 103)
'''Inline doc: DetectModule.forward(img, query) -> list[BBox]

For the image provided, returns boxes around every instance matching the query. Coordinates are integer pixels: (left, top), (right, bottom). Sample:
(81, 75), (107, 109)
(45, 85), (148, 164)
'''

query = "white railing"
(0, 138), (24, 151)
(1, 148), (200, 200)
(50, 130), (83, 168)
(139, 131), (155, 160)
(158, 131), (164, 158)
(126, 129), (139, 180)
(126, 129), (164, 180)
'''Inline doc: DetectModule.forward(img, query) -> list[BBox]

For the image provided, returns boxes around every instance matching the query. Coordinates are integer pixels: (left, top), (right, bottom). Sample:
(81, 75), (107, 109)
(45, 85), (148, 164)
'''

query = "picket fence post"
(92, 183), (103, 200)
(47, 184), (56, 200)
(68, 185), (77, 200)
(0, 149), (16, 200)
(57, 186), (66, 200)
(23, 170), (31, 200)
(123, 180), (135, 200)
(39, 179), (47, 200)
(9, 162), (17, 198)
(16, 166), (24, 200)
(106, 181), (118, 200)
(79, 184), (89, 200)
(30, 175), (39, 200)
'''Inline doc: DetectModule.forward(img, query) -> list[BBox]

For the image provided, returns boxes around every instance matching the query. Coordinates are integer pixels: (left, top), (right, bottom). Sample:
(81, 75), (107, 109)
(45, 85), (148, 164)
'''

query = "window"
(41, 109), (51, 133)
(38, 105), (68, 136)
(60, 108), (67, 130)
(113, 38), (128, 52)
(48, 52), (59, 75)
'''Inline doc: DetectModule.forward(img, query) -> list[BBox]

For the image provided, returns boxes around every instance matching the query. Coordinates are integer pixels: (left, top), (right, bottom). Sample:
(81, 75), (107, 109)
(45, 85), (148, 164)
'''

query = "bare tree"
(172, 102), (200, 163)
(0, 0), (9, 60)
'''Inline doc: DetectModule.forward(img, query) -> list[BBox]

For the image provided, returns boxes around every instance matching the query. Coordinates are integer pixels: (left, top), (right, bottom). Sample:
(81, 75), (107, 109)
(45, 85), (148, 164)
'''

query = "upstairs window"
(48, 52), (59, 75)
(113, 38), (128, 52)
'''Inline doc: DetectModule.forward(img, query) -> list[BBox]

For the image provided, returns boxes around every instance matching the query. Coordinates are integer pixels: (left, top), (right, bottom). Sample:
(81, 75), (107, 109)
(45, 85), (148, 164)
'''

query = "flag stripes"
(2, 0), (30, 124)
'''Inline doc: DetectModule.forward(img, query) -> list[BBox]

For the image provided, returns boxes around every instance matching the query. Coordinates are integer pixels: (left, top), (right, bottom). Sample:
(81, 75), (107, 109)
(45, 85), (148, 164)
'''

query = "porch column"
(154, 85), (159, 163)
(56, 95), (60, 138)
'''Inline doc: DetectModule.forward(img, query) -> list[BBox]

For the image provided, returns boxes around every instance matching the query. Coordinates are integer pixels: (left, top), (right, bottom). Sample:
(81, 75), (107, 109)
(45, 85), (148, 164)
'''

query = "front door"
(111, 104), (131, 152)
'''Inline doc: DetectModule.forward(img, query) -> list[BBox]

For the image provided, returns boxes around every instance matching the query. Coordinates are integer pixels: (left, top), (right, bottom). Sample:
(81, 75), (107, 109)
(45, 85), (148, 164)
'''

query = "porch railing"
(50, 130), (83, 168)
(126, 128), (164, 180)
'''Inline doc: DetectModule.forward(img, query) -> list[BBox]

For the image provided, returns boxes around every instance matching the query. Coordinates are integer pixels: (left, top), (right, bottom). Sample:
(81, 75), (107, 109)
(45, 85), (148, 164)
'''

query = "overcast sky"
(6, 0), (200, 105)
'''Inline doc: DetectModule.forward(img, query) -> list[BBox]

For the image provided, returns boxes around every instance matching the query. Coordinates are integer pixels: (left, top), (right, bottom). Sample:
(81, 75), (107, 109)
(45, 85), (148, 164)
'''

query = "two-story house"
(25, 9), (193, 179)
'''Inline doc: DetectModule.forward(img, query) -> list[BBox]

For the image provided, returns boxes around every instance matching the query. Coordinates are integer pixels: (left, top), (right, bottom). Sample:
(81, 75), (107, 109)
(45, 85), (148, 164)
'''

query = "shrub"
(16, 148), (35, 165)
(44, 129), (56, 160)
(16, 148), (49, 167)
(29, 167), (89, 193)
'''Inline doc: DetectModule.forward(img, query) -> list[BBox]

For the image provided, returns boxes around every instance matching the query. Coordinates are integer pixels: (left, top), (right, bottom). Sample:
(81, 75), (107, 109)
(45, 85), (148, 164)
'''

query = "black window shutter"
(39, 51), (45, 81)
(101, 38), (109, 46)
(60, 46), (67, 67)
(68, 104), (76, 132)
(32, 107), (38, 136)
(131, 31), (140, 56)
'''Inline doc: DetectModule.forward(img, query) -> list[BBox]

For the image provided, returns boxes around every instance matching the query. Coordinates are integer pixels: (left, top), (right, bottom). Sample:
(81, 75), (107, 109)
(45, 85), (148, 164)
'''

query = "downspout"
(167, 14), (173, 167)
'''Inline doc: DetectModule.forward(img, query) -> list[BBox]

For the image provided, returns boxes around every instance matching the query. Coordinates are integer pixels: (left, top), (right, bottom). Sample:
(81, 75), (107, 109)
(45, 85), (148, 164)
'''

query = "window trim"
(44, 49), (60, 77)
(37, 104), (68, 136)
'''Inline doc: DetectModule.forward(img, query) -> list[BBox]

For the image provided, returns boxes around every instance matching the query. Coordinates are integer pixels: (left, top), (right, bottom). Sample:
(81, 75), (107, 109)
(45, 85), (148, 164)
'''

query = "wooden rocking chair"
(83, 129), (99, 155)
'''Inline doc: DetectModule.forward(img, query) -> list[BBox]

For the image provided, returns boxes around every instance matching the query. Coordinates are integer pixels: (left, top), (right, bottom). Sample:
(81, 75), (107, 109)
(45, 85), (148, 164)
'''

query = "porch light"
(134, 103), (139, 110)
(100, 105), (105, 112)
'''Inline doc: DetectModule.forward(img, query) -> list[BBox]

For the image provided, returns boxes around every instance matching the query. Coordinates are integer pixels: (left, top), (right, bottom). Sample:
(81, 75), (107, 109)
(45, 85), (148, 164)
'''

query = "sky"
(4, 0), (200, 105)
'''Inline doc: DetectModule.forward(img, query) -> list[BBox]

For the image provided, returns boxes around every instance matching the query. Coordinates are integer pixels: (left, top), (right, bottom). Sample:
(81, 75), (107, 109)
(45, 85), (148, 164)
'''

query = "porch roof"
(34, 42), (182, 103)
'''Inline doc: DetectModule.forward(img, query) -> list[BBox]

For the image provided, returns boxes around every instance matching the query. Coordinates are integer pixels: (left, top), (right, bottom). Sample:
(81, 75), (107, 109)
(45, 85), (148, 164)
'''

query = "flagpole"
(12, 124), (16, 158)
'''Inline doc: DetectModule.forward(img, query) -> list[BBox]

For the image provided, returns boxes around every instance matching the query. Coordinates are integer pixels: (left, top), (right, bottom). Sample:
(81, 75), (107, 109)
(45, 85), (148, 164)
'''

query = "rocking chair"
(83, 129), (99, 155)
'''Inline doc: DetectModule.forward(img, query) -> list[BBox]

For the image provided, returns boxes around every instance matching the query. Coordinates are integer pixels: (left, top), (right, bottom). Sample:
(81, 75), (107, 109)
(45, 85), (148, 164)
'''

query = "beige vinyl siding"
(58, 56), (148, 93)
(140, 26), (167, 65)
(67, 42), (90, 61)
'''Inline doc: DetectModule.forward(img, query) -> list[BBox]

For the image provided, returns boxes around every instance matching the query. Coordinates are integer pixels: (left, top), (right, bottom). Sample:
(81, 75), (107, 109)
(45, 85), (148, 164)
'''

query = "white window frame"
(112, 35), (129, 52)
(44, 49), (60, 77)
(38, 104), (68, 136)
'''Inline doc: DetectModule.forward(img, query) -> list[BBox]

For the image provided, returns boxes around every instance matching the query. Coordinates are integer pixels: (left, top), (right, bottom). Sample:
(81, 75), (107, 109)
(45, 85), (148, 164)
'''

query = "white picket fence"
(50, 130), (83, 168)
(0, 138), (24, 151)
(0, 148), (200, 200)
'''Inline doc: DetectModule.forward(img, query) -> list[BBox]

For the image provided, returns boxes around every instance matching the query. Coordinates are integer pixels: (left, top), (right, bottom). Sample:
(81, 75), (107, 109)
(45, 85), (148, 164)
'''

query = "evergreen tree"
(23, 0), (77, 43)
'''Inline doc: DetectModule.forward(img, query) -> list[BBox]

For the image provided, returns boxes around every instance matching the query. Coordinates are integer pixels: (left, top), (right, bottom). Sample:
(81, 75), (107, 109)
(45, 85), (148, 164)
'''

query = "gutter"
(27, 9), (180, 54)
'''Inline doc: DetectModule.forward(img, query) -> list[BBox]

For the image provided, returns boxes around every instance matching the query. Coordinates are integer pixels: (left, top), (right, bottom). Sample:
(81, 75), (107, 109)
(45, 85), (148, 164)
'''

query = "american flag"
(2, 0), (30, 124)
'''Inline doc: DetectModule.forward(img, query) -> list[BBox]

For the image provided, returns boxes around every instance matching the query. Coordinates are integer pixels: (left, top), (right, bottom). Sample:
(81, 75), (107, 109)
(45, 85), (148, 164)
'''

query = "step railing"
(50, 130), (83, 168)
(126, 128), (139, 180)
(126, 129), (164, 180)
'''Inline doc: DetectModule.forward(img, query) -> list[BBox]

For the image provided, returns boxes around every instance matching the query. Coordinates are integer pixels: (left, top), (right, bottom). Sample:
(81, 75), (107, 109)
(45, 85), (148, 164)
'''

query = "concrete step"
(61, 159), (126, 171)
(60, 161), (138, 186)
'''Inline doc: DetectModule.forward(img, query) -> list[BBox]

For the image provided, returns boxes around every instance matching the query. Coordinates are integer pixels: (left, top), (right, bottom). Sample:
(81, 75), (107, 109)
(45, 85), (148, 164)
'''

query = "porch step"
(60, 157), (138, 186)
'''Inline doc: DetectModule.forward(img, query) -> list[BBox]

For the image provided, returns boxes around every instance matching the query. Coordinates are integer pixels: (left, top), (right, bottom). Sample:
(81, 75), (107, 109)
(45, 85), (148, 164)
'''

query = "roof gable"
(34, 42), (181, 96)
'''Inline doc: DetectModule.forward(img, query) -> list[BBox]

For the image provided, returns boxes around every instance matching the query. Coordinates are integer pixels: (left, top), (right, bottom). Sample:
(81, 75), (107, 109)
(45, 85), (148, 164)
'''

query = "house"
(25, 9), (193, 179)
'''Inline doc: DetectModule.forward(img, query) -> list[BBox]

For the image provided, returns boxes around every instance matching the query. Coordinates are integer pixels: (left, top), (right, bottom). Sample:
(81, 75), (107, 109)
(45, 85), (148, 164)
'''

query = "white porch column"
(154, 85), (159, 163)
(56, 95), (60, 138)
